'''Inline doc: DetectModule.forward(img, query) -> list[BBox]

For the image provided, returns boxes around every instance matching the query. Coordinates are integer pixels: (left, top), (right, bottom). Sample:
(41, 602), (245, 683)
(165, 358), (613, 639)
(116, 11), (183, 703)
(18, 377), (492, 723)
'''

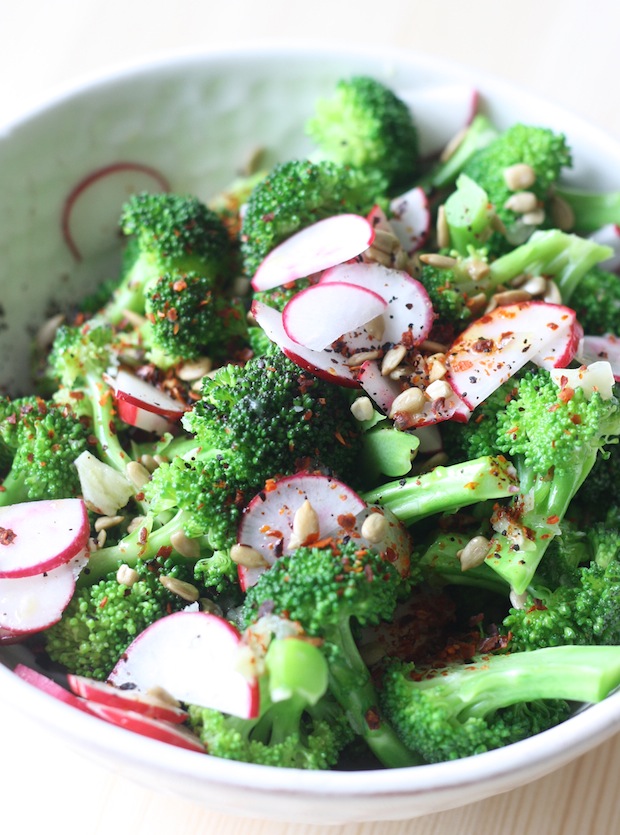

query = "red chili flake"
(570, 414), (582, 424)
(264, 479), (277, 493)
(157, 546), (173, 559)
(138, 527), (149, 544)
(365, 707), (381, 731)
(99, 596), (108, 609)
(173, 278), (187, 292)
(547, 322), (559, 331)
(558, 386), (574, 403)
(546, 515), (560, 525)
(135, 492), (145, 502)
(451, 359), (474, 373)
(471, 337), (495, 353)
(337, 513), (357, 531)
(0, 527), (17, 546)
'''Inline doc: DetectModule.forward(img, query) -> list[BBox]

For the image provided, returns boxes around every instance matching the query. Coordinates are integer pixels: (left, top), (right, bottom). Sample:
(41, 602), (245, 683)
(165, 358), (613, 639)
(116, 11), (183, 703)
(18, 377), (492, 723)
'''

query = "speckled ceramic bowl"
(1, 45), (620, 824)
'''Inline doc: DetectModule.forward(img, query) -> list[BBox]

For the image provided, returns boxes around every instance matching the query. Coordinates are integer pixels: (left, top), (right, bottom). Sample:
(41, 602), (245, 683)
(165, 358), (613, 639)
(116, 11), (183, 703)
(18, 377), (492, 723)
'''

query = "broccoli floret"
(143, 270), (248, 365)
(188, 636), (354, 769)
(462, 123), (572, 252)
(306, 75), (418, 190)
(361, 455), (519, 527)
(242, 539), (424, 768)
(568, 266), (620, 334)
(44, 556), (199, 679)
(0, 395), (92, 507)
(240, 159), (383, 278)
(380, 645), (620, 763)
(103, 192), (233, 323)
(484, 368), (620, 593)
(504, 525), (620, 651)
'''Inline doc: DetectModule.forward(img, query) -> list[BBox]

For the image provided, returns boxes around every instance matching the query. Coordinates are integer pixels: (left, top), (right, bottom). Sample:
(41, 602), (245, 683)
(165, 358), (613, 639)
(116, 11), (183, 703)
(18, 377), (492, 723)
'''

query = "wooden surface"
(1, 2), (619, 832)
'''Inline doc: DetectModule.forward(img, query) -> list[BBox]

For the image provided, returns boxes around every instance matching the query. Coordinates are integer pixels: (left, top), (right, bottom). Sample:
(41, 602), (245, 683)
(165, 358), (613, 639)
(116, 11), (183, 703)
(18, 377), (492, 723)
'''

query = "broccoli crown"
(0, 395), (92, 506)
(47, 322), (117, 390)
(305, 75), (418, 190)
(120, 192), (231, 274)
(504, 527), (620, 651)
(494, 368), (620, 477)
(184, 351), (363, 488)
(240, 159), (383, 277)
(144, 270), (247, 361)
(572, 439), (620, 522)
(569, 266), (620, 335)
(187, 695), (353, 770)
(417, 263), (473, 330)
(44, 556), (198, 680)
(242, 539), (403, 637)
(381, 656), (570, 763)
(463, 124), (572, 251)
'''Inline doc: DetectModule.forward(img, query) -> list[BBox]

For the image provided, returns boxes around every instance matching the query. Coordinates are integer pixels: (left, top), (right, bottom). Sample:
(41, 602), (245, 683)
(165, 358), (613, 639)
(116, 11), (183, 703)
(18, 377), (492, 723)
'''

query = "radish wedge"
(108, 368), (186, 432)
(85, 702), (206, 752)
(445, 302), (580, 409)
(389, 186), (431, 254)
(0, 498), (89, 578)
(349, 505), (412, 578)
(251, 300), (359, 388)
(67, 674), (188, 724)
(62, 161), (169, 261)
(576, 334), (620, 381)
(282, 281), (387, 351)
(109, 611), (260, 719)
(251, 214), (374, 291)
(398, 85), (479, 157)
(13, 664), (97, 716)
(550, 361), (615, 400)
(320, 262), (434, 347)
(0, 549), (88, 635)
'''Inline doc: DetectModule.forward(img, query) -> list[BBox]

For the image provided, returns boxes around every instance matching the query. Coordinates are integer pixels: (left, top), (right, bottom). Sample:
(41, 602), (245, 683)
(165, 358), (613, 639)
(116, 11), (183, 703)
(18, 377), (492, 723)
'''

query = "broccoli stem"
(444, 174), (495, 254)
(423, 115), (499, 189)
(362, 455), (518, 526)
(85, 377), (133, 474)
(0, 468), (27, 507)
(326, 620), (424, 768)
(417, 531), (509, 596)
(555, 187), (620, 233)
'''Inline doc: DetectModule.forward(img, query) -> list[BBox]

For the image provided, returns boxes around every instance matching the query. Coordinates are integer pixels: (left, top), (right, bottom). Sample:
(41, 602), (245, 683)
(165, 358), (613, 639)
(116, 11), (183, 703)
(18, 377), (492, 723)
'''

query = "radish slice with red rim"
(84, 702), (206, 752)
(13, 664), (98, 715)
(67, 675), (188, 724)
(389, 186), (431, 254)
(109, 611), (260, 719)
(62, 162), (169, 261)
(107, 368), (186, 433)
(576, 334), (620, 381)
(397, 85), (479, 157)
(0, 549), (88, 635)
(251, 214), (375, 291)
(282, 281), (387, 351)
(445, 302), (581, 410)
(251, 300), (359, 388)
(320, 262), (434, 348)
(0, 498), (89, 578)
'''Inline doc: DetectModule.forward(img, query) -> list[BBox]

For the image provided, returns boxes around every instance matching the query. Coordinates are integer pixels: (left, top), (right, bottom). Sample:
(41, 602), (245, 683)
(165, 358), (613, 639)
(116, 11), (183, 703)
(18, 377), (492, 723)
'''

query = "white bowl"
(1, 45), (620, 825)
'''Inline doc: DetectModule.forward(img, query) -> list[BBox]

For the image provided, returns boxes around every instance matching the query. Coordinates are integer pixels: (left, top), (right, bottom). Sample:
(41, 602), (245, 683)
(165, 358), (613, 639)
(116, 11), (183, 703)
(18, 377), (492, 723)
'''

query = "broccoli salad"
(3, 74), (620, 769)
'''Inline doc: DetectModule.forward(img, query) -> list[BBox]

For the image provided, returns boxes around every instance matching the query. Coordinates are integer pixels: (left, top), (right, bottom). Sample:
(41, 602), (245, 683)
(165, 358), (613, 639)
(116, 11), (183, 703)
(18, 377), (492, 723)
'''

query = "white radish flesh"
(108, 368), (186, 432)
(282, 281), (387, 351)
(396, 85), (479, 157)
(251, 214), (374, 291)
(389, 186), (431, 254)
(109, 611), (260, 719)
(549, 361), (615, 401)
(67, 674), (188, 724)
(0, 549), (88, 634)
(0, 498), (89, 578)
(576, 334), (620, 381)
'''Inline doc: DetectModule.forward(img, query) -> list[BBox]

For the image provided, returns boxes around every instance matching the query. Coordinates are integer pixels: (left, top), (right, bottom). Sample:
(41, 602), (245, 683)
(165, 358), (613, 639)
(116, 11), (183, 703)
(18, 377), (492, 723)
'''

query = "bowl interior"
(1, 45), (620, 824)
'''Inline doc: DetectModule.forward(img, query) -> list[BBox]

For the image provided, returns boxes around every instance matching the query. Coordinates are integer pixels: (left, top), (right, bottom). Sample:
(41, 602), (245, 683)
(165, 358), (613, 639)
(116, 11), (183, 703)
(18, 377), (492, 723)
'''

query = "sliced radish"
(13, 664), (98, 715)
(397, 85), (479, 157)
(107, 368), (186, 433)
(576, 334), (620, 381)
(0, 498), (89, 579)
(67, 674), (188, 724)
(549, 361), (615, 400)
(445, 302), (580, 409)
(366, 203), (394, 234)
(588, 224), (620, 272)
(85, 702), (206, 752)
(389, 186), (431, 254)
(251, 300), (359, 388)
(251, 214), (375, 291)
(320, 262), (435, 347)
(348, 505), (412, 578)
(357, 360), (401, 414)
(109, 611), (260, 719)
(62, 162), (169, 261)
(0, 549), (88, 635)
(282, 281), (387, 351)
(237, 471), (366, 570)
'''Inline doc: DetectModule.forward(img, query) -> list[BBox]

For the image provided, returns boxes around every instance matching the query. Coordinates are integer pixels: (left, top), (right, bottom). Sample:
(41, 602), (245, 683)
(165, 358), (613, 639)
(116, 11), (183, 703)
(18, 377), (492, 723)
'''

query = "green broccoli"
(554, 187), (620, 233)
(242, 539), (424, 768)
(103, 192), (234, 324)
(422, 113), (499, 189)
(0, 395), (93, 507)
(306, 75), (419, 190)
(44, 556), (200, 680)
(568, 265), (620, 334)
(462, 123), (572, 252)
(240, 159), (383, 278)
(188, 635), (354, 769)
(381, 645), (620, 763)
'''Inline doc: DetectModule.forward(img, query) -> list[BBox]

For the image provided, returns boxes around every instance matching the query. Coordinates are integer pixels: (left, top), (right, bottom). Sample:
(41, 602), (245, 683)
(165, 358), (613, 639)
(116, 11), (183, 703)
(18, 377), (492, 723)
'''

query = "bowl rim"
(2, 42), (620, 803)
